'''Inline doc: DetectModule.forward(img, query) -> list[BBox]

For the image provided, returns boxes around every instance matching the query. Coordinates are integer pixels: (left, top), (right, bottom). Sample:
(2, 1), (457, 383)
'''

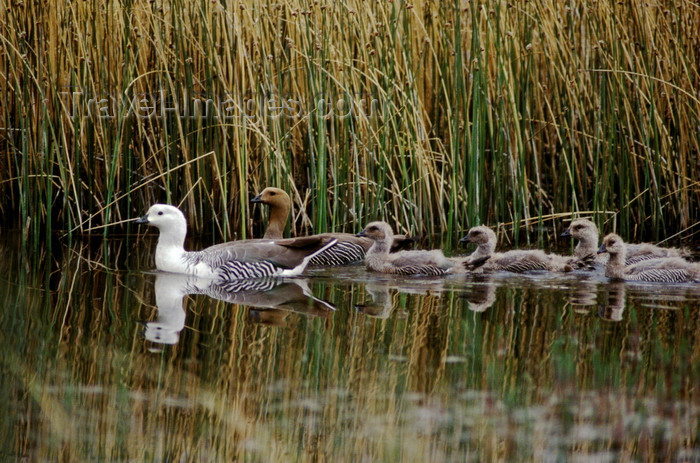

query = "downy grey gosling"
(597, 233), (700, 283)
(357, 221), (466, 276)
(461, 226), (574, 273)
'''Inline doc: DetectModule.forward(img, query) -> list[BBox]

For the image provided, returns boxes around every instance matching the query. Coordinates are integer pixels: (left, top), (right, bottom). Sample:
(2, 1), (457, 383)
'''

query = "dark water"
(0, 233), (698, 462)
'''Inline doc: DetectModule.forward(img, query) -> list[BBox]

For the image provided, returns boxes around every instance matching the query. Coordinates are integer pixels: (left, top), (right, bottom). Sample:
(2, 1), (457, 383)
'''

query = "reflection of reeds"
(1, 2), (698, 244)
(1, 236), (699, 461)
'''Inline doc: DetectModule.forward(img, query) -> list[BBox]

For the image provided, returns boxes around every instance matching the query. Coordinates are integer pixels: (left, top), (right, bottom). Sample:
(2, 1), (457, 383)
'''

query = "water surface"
(1, 234), (698, 462)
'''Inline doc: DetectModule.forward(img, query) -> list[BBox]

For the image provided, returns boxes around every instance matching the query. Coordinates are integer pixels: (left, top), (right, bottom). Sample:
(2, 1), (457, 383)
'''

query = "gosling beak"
(561, 229), (571, 238)
(459, 235), (471, 244)
(356, 229), (367, 237)
(597, 244), (607, 254)
(250, 193), (264, 204)
(135, 214), (150, 224)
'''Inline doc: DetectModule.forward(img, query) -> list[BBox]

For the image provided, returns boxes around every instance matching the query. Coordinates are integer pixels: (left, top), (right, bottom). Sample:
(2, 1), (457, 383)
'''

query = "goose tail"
(281, 239), (339, 277)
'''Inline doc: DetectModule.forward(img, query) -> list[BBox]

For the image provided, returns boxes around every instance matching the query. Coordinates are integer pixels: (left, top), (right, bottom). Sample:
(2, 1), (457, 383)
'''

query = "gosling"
(357, 221), (464, 276)
(461, 226), (573, 273)
(562, 218), (690, 265)
(597, 233), (700, 283)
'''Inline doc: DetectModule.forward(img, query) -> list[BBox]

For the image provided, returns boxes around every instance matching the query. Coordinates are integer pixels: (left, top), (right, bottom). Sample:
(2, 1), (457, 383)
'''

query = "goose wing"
(199, 236), (334, 269)
(386, 250), (453, 275)
(493, 250), (551, 273)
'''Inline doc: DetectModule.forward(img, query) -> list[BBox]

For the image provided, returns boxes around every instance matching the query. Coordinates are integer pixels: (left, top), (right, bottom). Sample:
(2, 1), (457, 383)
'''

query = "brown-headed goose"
(562, 218), (690, 265)
(357, 221), (465, 276)
(460, 226), (573, 273)
(251, 187), (415, 265)
(597, 234), (700, 283)
(136, 204), (337, 280)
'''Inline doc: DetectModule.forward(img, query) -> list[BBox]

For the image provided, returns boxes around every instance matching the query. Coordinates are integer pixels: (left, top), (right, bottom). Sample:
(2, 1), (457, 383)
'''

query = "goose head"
(136, 204), (186, 228)
(460, 226), (497, 254)
(251, 187), (291, 210)
(251, 187), (292, 239)
(136, 204), (188, 248)
(598, 233), (625, 257)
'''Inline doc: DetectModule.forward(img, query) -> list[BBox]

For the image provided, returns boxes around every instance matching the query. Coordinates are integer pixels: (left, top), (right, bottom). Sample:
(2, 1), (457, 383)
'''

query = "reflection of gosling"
(358, 221), (464, 275)
(355, 284), (394, 318)
(460, 226), (572, 273)
(463, 281), (497, 312)
(598, 234), (700, 283)
(562, 218), (690, 265)
(599, 282), (626, 322)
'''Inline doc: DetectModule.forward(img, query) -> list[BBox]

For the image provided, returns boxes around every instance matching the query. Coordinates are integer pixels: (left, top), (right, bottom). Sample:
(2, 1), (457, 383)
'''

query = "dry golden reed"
(1, 0), (698, 244)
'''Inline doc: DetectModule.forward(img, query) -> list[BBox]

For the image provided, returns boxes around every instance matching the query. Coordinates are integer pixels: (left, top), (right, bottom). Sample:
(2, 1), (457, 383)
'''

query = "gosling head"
(357, 221), (394, 242)
(250, 187), (291, 210)
(598, 233), (625, 257)
(460, 226), (497, 248)
(135, 204), (186, 230)
(561, 218), (599, 240)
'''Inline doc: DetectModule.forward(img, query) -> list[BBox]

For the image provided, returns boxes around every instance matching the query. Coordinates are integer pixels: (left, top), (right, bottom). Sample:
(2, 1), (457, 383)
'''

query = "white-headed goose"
(460, 226), (573, 273)
(597, 234), (700, 283)
(357, 221), (464, 276)
(251, 187), (415, 265)
(136, 204), (337, 280)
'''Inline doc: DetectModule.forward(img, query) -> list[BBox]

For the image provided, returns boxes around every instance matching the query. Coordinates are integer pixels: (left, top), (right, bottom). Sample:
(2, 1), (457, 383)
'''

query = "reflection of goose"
(460, 226), (572, 273)
(357, 221), (464, 275)
(142, 273), (190, 344)
(598, 234), (700, 283)
(251, 187), (415, 265)
(142, 273), (335, 344)
(599, 282), (625, 322)
(135, 204), (337, 279)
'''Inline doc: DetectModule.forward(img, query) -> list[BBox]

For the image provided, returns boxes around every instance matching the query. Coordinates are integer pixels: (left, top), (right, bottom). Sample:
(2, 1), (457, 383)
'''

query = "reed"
(1, 0), (698, 245)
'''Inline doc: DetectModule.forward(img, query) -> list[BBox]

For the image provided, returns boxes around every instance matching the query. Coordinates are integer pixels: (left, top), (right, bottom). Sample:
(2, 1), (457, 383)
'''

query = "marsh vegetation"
(1, 0), (698, 246)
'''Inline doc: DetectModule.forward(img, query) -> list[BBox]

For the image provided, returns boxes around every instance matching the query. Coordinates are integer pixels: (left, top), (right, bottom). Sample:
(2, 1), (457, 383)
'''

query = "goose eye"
(158, 211), (164, 216)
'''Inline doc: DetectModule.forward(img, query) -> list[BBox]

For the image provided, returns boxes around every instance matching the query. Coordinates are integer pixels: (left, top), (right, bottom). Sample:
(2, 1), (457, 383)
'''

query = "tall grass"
(1, 0), (698, 244)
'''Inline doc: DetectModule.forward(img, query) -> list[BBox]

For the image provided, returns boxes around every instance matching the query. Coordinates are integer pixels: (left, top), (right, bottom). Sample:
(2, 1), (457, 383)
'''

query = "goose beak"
(356, 229), (367, 237)
(250, 193), (264, 203)
(459, 235), (471, 244)
(597, 244), (607, 254)
(561, 229), (571, 237)
(135, 214), (150, 224)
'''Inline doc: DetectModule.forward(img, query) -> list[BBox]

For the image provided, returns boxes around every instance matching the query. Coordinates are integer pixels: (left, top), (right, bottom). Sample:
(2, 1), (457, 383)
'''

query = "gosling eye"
(574, 225), (581, 230)
(269, 192), (276, 196)
(158, 211), (164, 216)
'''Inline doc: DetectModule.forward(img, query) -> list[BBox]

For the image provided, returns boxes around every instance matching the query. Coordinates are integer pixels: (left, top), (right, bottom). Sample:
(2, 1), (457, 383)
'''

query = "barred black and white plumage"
(598, 233), (700, 283)
(136, 204), (338, 281)
(309, 241), (366, 266)
(393, 265), (450, 276)
(357, 221), (463, 276)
